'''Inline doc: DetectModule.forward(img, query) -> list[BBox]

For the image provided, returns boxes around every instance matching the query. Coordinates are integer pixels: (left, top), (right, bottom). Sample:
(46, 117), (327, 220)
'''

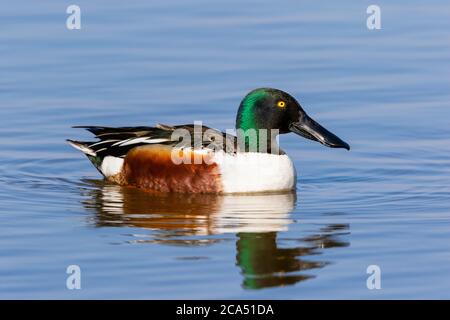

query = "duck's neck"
(235, 90), (280, 153)
(234, 125), (280, 154)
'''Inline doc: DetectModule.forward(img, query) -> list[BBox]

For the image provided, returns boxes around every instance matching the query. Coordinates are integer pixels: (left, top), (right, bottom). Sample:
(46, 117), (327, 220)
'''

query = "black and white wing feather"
(67, 124), (237, 159)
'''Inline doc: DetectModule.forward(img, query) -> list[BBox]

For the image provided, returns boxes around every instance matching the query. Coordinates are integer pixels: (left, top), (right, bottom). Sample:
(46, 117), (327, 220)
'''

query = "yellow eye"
(277, 101), (286, 108)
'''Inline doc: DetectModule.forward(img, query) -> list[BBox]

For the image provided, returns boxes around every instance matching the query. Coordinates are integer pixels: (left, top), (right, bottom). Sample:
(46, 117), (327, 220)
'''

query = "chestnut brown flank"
(109, 145), (223, 193)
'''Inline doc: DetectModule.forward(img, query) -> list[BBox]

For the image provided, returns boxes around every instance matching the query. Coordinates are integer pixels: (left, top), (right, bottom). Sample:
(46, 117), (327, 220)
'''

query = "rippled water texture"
(1, 1), (449, 298)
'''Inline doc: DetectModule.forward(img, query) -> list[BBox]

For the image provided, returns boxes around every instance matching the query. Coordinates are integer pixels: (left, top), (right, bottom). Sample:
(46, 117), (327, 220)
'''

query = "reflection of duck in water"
(236, 224), (350, 289)
(83, 181), (349, 289)
(84, 181), (296, 236)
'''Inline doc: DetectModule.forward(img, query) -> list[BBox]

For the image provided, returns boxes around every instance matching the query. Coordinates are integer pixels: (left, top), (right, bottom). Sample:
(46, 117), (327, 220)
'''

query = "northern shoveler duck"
(68, 88), (349, 194)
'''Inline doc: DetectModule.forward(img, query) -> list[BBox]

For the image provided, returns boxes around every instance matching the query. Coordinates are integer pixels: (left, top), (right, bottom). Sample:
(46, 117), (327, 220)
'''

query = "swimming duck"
(68, 88), (349, 194)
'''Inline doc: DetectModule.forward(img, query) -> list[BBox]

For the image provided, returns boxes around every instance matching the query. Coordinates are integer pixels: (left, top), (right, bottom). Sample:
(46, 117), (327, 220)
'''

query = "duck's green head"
(236, 88), (350, 150)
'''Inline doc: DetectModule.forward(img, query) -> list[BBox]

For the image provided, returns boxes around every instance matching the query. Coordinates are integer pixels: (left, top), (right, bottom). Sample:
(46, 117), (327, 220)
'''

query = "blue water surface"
(0, 0), (449, 299)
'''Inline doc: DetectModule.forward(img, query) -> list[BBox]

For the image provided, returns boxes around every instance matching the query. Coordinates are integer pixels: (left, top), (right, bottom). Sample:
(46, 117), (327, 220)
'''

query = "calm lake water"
(1, 0), (450, 299)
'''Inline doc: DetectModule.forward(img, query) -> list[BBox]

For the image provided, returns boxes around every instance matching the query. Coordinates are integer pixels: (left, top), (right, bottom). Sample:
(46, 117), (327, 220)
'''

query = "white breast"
(213, 151), (297, 193)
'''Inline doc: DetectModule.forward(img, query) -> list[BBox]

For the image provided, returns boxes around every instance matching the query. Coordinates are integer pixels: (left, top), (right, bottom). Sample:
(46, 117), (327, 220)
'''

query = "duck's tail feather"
(69, 126), (179, 159)
(67, 139), (104, 171)
(72, 125), (165, 140)
(67, 139), (97, 157)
